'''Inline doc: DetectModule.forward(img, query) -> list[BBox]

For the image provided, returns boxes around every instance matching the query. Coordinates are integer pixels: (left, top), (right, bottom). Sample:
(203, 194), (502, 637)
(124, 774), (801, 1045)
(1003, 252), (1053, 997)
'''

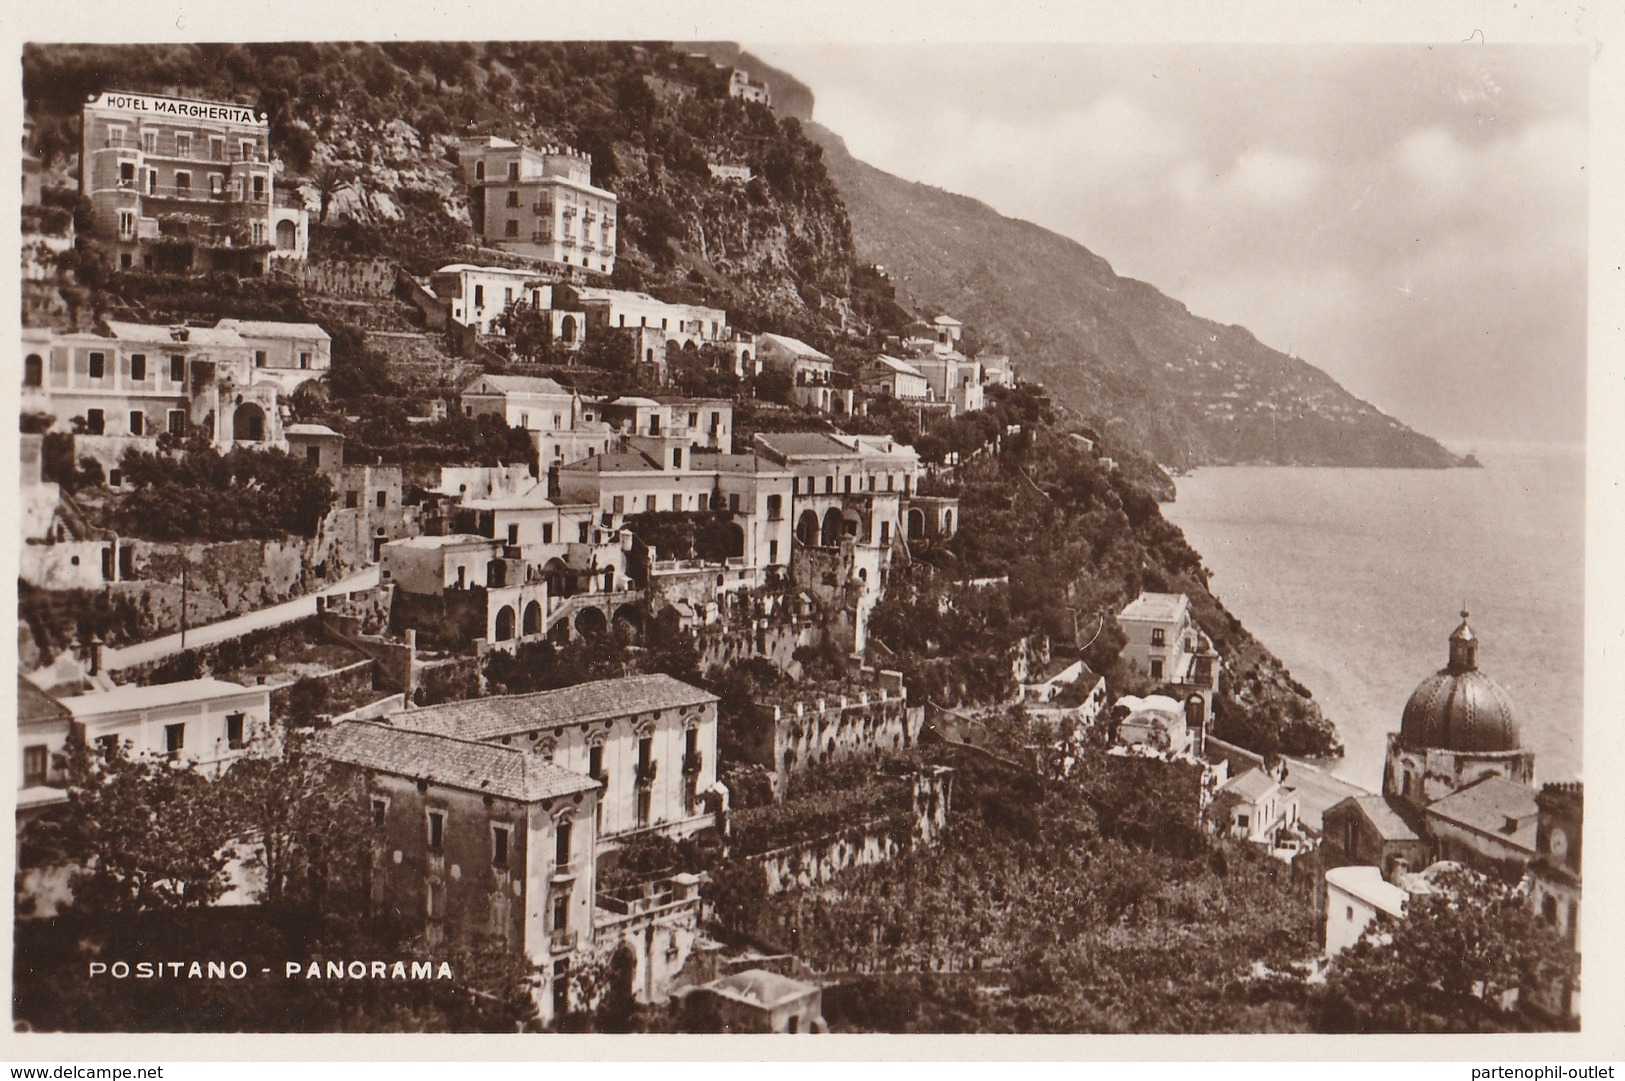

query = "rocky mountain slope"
(807, 124), (1462, 470)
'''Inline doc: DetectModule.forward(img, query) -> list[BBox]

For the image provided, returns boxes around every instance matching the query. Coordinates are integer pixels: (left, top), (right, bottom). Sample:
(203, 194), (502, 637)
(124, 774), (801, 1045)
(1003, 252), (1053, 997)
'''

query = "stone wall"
(742, 676), (924, 796)
(747, 767), (953, 896)
(289, 258), (397, 298)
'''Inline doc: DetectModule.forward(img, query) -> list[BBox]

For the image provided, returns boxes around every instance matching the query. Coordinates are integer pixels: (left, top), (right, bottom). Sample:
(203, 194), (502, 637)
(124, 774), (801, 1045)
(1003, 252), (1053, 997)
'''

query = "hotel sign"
(90, 91), (265, 126)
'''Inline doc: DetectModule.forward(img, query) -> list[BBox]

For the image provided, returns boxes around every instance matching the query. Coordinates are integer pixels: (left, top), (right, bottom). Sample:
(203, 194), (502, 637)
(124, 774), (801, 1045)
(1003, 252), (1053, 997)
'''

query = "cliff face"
(806, 124), (1464, 470)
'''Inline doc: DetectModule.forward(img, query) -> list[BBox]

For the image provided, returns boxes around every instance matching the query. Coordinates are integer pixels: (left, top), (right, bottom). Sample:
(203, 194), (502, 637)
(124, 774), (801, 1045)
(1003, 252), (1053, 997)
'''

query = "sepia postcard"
(4, 0), (1622, 1064)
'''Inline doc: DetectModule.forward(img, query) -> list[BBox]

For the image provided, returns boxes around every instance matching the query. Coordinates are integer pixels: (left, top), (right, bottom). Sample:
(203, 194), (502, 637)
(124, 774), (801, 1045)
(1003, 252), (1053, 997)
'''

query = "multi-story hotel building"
(80, 91), (308, 273)
(459, 137), (618, 276)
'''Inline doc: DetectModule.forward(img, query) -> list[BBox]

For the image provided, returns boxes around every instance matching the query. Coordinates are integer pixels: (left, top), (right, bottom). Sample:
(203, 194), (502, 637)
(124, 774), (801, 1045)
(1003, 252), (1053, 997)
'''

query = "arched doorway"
(907, 507), (925, 541)
(820, 508), (843, 547)
(941, 509), (955, 536)
(275, 219), (297, 250)
(723, 523), (745, 560)
(494, 605), (516, 641)
(795, 509), (819, 547)
(522, 600), (542, 636)
(612, 603), (644, 643)
(233, 402), (266, 442)
(542, 557), (570, 598)
(575, 606), (607, 637)
(560, 315), (577, 344)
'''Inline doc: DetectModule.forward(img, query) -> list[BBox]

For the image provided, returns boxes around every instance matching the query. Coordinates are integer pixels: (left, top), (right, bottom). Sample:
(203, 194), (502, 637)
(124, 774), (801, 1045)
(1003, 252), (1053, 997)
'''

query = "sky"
(749, 43), (1588, 446)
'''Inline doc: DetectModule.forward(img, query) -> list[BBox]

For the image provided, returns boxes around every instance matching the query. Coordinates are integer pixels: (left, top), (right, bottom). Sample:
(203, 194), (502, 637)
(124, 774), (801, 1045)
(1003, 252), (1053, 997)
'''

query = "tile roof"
(1220, 767), (1283, 803)
(104, 321), (246, 348)
(559, 448), (661, 472)
(1330, 794), (1425, 842)
(467, 375), (572, 396)
(214, 319), (332, 342)
(1119, 591), (1190, 622)
(706, 968), (816, 1008)
(753, 431), (855, 459)
(314, 721), (597, 802)
(1424, 776), (1539, 852)
(390, 674), (717, 742)
(18, 678), (72, 725)
(873, 355), (925, 377)
(755, 333), (831, 360)
(60, 678), (262, 717)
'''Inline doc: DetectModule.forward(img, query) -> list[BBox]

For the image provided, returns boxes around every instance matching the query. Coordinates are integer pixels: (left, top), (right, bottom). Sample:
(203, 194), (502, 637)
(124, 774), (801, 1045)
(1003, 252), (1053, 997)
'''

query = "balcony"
(635, 760), (658, 786)
(145, 184), (231, 203)
(549, 928), (578, 953)
(531, 231), (555, 244)
(561, 205), (576, 218)
(682, 751), (703, 775)
(582, 209), (596, 224)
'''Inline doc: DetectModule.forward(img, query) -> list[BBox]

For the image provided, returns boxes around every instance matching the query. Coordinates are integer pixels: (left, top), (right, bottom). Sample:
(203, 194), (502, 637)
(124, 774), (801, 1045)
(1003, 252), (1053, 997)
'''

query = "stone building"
(459, 137), (618, 276)
(385, 674), (720, 849)
(312, 720), (600, 1026)
(79, 90), (307, 273)
(1382, 611), (1535, 810)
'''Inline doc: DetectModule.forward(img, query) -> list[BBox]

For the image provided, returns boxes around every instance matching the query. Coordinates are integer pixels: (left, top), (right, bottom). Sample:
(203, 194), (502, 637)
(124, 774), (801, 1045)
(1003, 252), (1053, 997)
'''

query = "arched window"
(24, 354), (43, 388)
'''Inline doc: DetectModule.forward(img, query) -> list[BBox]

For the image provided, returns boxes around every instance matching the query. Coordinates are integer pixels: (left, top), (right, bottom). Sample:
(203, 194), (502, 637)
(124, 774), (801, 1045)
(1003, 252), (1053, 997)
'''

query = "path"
(103, 567), (380, 671)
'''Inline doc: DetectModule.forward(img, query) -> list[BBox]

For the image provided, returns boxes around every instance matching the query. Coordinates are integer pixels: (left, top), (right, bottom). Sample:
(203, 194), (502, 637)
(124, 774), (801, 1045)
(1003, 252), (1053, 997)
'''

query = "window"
(1149, 659), (1163, 680)
(505, 219), (519, 237)
(555, 820), (572, 867)
(611, 495), (625, 515)
(844, 476), (853, 493)
(541, 523), (553, 544)
(88, 352), (106, 379)
(1346, 905), (1355, 922)
(505, 190), (520, 208)
(427, 880), (446, 919)
(251, 221), (265, 245)
(507, 161), (519, 181)
(142, 130), (157, 153)
(128, 411), (144, 436)
(130, 354), (146, 381)
(427, 809), (446, 851)
(306, 447), (320, 465)
(492, 825), (511, 869)
(170, 355), (186, 383)
(766, 494), (783, 520)
(175, 133), (192, 156)
(474, 285), (485, 308)
(165, 723), (186, 760)
(507, 524), (519, 545)
(769, 540), (779, 563)
(645, 495), (657, 513)
(345, 491), (359, 510)
(254, 350), (268, 368)
(23, 745), (48, 787)
(637, 787), (653, 828)
(376, 491), (387, 509)
(371, 798), (388, 827)
(1237, 814), (1250, 831)
(578, 522), (589, 543)
(589, 745), (604, 779)
(240, 139), (256, 161)
(475, 161), (485, 181)
(86, 409), (105, 435)
(1151, 628), (1166, 647)
(96, 734), (119, 762)
(672, 449), (682, 468)
(637, 736), (653, 773)
(729, 494), (741, 513)
(225, 712), (245, 749)
(210, 136), (225, 161)
(175, 170), (191, 193)
(825, 476), (834, 494)
(551, 890), (569, 932)
(24, 354), (42, 387)
(109, 125), (127, 148)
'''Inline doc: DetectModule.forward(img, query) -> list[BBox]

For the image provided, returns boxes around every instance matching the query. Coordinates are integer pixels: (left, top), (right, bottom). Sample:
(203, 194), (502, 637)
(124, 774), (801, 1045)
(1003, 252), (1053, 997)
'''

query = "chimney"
(86, 634), (104, 676)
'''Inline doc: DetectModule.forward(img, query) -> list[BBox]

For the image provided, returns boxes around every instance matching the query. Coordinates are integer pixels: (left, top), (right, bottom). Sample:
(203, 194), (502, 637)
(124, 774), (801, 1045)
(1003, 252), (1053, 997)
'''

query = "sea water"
(1161, 441), (1583, 789)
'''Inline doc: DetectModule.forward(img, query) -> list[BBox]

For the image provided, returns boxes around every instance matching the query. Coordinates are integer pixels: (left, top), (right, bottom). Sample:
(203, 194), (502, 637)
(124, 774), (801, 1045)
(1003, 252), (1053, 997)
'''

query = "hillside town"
(15, 49), (1581, 1035)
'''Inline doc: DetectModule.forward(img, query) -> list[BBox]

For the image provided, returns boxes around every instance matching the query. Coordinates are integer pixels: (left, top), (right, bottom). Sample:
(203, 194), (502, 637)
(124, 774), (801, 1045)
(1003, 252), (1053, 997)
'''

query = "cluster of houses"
(17, 84), (1581, 1032)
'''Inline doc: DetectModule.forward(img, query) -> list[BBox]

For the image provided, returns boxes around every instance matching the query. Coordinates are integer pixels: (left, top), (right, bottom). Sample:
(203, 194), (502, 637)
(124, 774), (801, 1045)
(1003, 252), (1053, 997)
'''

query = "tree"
(311, 162), (355, 224)
(492, 300), (555, 364)
(1318, 866), (1580, 1032)
(23, 736), (235, 914)
(218, 733), (374, 914)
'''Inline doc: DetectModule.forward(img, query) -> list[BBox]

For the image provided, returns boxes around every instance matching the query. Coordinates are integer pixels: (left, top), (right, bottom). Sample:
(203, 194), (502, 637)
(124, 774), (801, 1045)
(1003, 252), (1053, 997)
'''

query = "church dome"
(1399, 611), (1520, 753)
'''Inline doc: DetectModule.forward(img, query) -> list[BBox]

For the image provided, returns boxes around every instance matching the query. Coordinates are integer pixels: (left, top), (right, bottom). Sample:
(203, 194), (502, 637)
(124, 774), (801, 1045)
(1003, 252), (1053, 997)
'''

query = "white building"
(460, 137), (618, 276)
(1324, 865), (1409, 957)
